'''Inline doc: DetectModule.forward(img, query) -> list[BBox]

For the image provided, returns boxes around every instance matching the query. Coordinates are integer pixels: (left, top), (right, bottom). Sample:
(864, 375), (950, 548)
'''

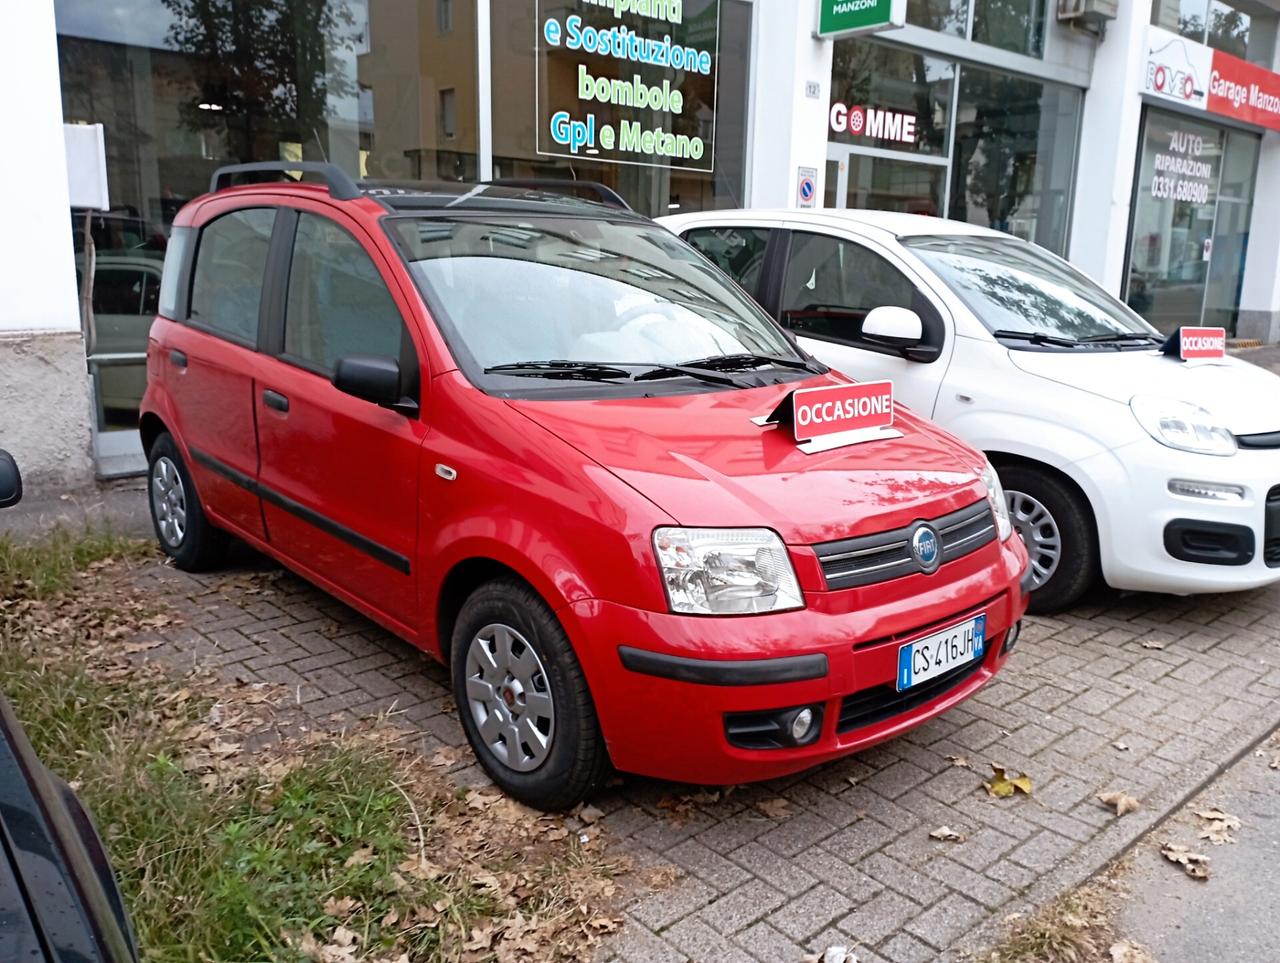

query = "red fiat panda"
(140, 164), (1030, 810)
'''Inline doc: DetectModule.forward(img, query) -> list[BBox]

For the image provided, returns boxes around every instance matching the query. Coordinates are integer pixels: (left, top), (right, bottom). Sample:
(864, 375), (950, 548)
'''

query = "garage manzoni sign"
(536, 0), (720, 172)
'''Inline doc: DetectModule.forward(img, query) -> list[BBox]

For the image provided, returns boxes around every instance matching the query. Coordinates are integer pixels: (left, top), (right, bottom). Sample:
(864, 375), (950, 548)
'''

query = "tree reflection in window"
(904, 236), (1157, 342)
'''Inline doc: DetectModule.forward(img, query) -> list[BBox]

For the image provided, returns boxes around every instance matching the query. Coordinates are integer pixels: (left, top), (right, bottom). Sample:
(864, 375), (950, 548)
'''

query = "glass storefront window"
(846, 155), (946, 216)
(1125, 108), (1259, 335)
(907, 0), (1048, 58)
(971, 0), (1045, 58)
(490, 0), (752, 218)
(948, 66), (1081, 253)
(829, 41), (954, 156)
(1152, 0), (1278, 67)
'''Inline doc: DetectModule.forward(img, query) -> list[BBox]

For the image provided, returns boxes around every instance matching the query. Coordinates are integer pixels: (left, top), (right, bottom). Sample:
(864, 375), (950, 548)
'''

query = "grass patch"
(0, 531), (627, 962)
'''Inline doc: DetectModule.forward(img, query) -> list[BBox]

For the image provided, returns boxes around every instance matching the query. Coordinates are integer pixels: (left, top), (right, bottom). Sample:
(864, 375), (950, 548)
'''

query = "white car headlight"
(653, 528), (803, 616)
(1130, 396), (1237, 457)
(981, 462), (1014, 542)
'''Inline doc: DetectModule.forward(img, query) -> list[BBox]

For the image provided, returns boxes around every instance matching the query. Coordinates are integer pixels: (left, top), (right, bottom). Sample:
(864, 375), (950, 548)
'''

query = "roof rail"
(209, 161), (362, 200)
(483, 178), (631, 211)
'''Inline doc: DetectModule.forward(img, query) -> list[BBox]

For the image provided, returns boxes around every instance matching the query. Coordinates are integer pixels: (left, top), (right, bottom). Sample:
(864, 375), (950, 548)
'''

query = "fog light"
(1168, 479), (1246, 502)
(1002, 620), (1022, 656)
(790, 707), (815, 743)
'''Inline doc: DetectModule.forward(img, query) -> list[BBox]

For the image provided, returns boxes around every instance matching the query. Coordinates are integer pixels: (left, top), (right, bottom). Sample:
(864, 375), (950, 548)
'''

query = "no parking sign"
(797, 166), (818, 209)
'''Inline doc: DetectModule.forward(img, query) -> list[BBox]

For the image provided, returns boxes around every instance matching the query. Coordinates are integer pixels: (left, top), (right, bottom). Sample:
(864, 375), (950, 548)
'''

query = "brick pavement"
(131, 554), (1280, 962)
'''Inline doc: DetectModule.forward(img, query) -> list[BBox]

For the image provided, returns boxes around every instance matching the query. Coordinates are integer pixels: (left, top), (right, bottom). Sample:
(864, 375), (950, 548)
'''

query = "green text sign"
(817, 0), (906, 38)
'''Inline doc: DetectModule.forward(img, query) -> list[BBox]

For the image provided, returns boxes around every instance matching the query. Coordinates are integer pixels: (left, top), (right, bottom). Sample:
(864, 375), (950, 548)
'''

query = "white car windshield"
(388, 215), (803, 384)
(904, 235), (1162, 346)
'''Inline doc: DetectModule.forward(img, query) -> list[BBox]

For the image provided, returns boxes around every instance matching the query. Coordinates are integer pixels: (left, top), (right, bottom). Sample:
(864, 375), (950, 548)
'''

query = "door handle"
(169, 349), (188, 368)
(263, 389), (289, 413)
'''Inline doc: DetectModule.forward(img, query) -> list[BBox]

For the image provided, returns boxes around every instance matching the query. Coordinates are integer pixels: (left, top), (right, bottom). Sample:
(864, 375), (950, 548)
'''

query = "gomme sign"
(791, 381), (894, 443)
(1180, 326), (1227, 360)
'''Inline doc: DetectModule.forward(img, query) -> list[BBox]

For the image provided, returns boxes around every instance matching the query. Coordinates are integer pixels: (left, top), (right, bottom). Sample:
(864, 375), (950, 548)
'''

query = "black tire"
(451, 578), (609, 811)
(998, 463), (1099, 614)
(146, 432), (227, 571)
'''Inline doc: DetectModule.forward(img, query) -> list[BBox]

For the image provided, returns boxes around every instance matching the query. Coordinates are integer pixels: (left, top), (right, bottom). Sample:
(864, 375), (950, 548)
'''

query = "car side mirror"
(0, 450), (23, 509)
(862, 306), (941, 363)
(332, 355), (418, 416)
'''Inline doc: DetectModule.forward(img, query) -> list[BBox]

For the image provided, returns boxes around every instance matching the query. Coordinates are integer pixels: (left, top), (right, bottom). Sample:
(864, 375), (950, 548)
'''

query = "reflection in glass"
(905, 236), (1157, 341)
(829, 41), (954, 156)
(1208, 0), (1250, 58)
(846, 155), (945, 217)
(972, 0), (1046, 57)
(906, 0), (968, 35)
(948, 66), (1081, 255)
(1151, 0), (1278, 65)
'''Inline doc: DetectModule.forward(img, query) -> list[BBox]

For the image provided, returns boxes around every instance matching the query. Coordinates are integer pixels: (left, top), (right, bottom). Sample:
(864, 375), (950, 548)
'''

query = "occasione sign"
(790, 381), (895, 443)
(1179, 326), (1227, 361)
(1144, 25), (1280, 133)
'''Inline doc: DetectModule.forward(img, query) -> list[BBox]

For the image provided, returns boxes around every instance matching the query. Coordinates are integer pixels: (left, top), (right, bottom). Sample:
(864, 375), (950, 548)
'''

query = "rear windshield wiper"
(676, 352), (823, 373)
(990, 329), (1081, 348)
(1078, 332), (1164, 344)
(484, 361), (633, 382)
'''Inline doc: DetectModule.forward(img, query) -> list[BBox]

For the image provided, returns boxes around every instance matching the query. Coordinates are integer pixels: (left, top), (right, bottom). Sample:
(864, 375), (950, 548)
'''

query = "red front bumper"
(560, 537), (1029, 786)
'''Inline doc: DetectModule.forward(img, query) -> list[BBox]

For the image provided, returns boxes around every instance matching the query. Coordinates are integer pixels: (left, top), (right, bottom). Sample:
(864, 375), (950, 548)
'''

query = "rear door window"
(188, 208), (275, 345)
(683, 226), (771, 298)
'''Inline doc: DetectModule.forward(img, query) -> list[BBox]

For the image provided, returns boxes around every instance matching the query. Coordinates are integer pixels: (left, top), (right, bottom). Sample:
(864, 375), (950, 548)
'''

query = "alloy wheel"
(151, 456), (187, 548)
(1006, 489), (1061, 590)
(463, 623), (556, 773)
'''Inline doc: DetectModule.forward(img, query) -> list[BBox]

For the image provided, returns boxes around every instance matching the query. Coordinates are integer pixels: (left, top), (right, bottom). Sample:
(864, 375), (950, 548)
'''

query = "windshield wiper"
(1079, 332), (1164, 344)
(631, 364), (751, 388)
(484, 361), (633, 382)
(676, 352), (822, 373)
(990, 329), (1081, 348)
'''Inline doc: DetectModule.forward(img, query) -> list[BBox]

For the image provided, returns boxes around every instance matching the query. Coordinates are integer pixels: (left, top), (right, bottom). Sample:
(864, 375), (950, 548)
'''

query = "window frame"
(183, 206), (280, 351)
(775, 227), (950, 363)
(264, 206), (422, 407)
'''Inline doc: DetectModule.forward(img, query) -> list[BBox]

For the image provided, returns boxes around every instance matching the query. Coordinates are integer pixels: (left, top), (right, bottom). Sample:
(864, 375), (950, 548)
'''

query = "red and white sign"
(1180, 326), (1227, 360)
(791, 381), (894, 443)
(829, 103), (918, 144)
(1145, 26), (1280, 133)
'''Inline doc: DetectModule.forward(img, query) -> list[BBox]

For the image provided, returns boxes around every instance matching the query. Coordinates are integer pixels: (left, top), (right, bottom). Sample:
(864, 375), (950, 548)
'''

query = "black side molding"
(189, 447), (410, 575)
(618, 647), (828, 686)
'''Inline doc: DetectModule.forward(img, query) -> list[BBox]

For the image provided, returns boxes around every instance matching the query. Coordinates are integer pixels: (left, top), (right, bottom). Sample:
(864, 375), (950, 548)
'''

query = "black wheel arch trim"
(618, 646), (828, 686)
(188, 446), (411, 575)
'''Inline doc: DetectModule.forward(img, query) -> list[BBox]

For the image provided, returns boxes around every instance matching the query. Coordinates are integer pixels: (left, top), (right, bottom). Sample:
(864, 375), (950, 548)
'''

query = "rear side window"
(283, 213), (405, 372)
(683, 226), (770, 297)
(157, 227), (193, 318)
(188, 209), (275, 343)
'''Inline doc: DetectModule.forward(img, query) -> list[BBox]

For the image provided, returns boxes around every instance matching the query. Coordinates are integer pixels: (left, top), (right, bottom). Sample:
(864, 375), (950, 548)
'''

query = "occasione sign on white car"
(659, 209), (1280, 612)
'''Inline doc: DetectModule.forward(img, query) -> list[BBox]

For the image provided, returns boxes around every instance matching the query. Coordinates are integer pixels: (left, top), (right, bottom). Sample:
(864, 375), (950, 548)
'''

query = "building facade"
(4, 0), (1280, 489)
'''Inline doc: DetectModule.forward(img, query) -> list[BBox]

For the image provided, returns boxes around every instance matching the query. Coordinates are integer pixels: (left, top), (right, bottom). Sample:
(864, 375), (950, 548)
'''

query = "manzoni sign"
(536, 0), (720, 172)
(816, 0), (906, 39)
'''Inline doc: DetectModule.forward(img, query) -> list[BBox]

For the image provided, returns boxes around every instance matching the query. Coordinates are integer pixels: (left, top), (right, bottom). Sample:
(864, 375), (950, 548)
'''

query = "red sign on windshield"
(791, 381), (894, 442)
(1180, 326), (1227, 360)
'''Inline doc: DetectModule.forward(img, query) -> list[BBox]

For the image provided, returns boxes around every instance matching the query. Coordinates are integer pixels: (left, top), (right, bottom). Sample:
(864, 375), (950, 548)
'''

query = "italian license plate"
(896, 614), (986, 691)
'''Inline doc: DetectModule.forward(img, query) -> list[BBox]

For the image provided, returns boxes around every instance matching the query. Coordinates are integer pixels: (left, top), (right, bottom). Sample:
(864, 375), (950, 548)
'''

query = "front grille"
(1266, 486), (1280, 568)
(836, 658), (985, 734)
(814, 500), (996, 590)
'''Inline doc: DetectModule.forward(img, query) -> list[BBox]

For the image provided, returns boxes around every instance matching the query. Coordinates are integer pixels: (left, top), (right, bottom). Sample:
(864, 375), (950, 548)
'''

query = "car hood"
(1007, 349), (1280, 436)
(505, 376), (989, 546)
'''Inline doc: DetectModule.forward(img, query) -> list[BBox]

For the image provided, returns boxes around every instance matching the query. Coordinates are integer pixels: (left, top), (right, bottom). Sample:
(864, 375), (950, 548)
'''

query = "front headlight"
(653, 528), (803, 616)
(1130, 396), (1237, 457)
(981, 462), (1014, 542)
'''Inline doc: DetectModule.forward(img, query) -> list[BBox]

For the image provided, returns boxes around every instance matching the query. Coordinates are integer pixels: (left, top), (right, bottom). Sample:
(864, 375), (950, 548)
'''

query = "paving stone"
(700, 880), (787, 936)
(765, 884), (854, 942)
(612, 916), (689, 963)
(731, 921), (805, 963)
(837, 889), (921, 946)
(666, 838), (752, 893)
(881, 932), (936, 963)
(629, 878), (719, 931)
(662, 916), (755, 963)
(903, 892), (987, 949)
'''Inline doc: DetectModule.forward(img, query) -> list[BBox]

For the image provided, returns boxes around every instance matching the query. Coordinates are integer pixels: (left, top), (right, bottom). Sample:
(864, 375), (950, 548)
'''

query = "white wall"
(745, 2), (833, 208)
(1067, 0), (1154, 294)
(0, 2), (80, 334)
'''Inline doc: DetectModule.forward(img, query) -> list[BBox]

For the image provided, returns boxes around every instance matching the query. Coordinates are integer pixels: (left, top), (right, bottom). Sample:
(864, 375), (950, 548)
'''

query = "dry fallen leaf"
(946, 755), (973, 769)
(929, 825), (967, 843)
(1270, 753), (1280, 771)
(1098, 791), (1141, 817)
(1110, 940), (1156, 963)
(343, 846), (374, 868)
(1140, 641), (1167, 650)
(1161, 842), (1211, 880)
(984, 764), (1033, 798)
(1195, 808), (1241, 845)
(578, 804), (605, 825)
(756, 798), (791, 820)
(322, 896), (360, 918)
